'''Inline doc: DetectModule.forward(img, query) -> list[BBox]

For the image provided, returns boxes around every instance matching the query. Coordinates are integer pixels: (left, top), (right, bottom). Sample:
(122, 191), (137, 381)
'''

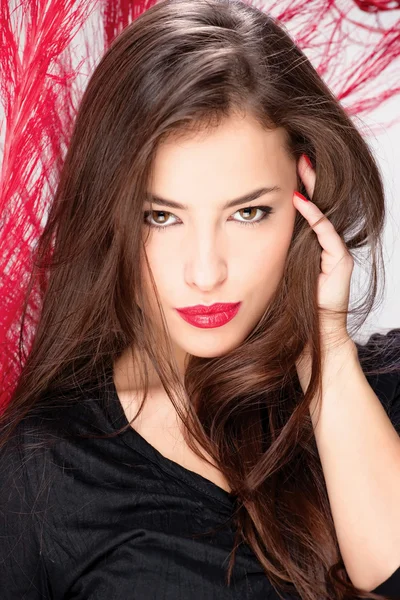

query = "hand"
(294, 155), (356, 387)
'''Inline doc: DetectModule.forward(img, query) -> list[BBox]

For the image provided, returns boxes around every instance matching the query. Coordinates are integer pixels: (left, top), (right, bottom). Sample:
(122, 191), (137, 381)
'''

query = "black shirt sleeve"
(360, 329), (400, 598)
(0, 419), (52, 598)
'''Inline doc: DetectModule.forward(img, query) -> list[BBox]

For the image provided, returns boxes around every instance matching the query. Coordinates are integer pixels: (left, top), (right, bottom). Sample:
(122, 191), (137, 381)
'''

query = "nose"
(184, 228), (227, 292)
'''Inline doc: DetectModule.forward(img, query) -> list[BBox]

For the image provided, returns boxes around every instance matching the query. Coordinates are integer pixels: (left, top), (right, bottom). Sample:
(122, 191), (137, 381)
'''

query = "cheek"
(141, 242), (178, 301)
(244, 249), (285, 294)
(247, 226), (293, 282)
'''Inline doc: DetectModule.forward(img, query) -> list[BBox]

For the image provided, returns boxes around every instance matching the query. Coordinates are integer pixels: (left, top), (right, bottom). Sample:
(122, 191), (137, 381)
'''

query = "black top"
(1, 333), (400, 599)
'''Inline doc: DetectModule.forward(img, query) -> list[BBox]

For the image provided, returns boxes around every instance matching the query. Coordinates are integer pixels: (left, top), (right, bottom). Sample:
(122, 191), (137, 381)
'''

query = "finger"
(298, 154), (316, 199)
(293, 194), (350, 261)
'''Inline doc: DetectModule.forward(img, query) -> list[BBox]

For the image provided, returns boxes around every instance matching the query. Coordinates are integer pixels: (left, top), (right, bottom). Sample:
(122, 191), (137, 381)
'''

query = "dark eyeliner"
(143, 205), (274, 231)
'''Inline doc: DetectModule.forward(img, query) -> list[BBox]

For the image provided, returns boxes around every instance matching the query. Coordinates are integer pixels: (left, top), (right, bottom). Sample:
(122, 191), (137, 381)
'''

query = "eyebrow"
(145, 186), (282, 211)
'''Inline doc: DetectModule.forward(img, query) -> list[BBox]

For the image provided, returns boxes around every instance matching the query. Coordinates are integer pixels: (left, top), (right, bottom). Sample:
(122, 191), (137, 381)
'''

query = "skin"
(114, 113), (298, 406)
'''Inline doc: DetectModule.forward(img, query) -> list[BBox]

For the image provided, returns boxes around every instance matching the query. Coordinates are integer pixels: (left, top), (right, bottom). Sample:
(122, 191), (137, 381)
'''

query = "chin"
(179, 337), (244, 359)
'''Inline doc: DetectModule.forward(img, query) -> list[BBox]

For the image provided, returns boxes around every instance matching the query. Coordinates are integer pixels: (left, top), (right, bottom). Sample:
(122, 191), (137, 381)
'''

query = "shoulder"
(0, 382), (101, 495)
(0, 385), (110, 597)
(0, 411), (55, 508)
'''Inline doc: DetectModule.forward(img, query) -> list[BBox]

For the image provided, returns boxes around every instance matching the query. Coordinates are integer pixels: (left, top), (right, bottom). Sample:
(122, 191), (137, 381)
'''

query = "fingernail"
(302, 154), (313, 169)
(294, 191), (309, 202)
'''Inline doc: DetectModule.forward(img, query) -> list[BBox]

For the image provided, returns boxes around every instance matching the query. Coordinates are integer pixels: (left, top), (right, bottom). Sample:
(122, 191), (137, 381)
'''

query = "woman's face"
(141, 113), (298, 370)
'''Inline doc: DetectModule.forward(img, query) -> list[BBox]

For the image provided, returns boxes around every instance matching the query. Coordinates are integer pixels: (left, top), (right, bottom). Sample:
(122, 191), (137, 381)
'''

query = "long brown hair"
(1, 0), (399, 598)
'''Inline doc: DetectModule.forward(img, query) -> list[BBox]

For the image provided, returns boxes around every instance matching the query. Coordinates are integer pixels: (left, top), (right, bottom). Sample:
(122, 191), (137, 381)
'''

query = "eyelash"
(143, 205), (274, 232)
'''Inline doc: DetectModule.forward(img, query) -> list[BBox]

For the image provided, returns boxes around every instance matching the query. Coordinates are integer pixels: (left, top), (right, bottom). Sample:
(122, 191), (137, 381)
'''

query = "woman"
(1, 0), (399, 598)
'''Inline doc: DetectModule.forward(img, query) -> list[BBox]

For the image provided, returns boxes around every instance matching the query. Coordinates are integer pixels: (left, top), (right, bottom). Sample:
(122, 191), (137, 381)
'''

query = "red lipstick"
(175, 302), (241, 328)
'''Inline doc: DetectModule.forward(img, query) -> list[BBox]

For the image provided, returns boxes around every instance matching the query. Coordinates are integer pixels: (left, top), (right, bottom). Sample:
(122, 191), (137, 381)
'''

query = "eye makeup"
(143, 205), (274, 232)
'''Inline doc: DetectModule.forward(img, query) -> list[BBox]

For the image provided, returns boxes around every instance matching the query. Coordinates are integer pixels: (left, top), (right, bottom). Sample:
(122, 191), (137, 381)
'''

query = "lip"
(176, 302), (241, 315)
(175, 302), (241, 329)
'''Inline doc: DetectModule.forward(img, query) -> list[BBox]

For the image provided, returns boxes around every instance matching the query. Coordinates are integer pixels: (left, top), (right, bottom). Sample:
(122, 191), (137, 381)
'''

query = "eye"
(143, 210), (178, 229)
(143, 205), (274, 232)
(230, 206), (274, 227)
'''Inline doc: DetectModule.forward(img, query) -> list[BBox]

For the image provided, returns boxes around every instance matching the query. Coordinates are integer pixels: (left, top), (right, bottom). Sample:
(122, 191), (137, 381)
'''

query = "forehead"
(148, 116), (293, 205)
